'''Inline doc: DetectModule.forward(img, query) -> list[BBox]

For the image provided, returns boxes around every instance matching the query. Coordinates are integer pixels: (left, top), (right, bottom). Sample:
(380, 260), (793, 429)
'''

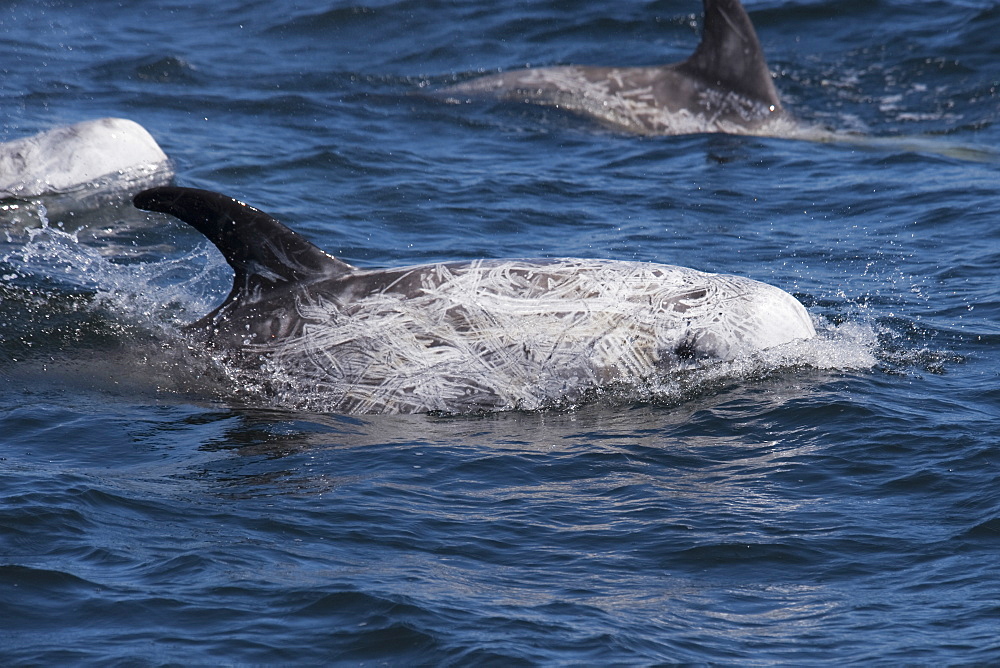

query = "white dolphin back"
(0, 118), (171, 199)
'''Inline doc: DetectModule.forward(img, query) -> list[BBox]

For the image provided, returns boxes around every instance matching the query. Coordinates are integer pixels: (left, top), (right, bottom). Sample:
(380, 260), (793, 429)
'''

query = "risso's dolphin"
(0, 118), (172, 201)
(134, 186), (816, 414)
(436, 0), (789, 136)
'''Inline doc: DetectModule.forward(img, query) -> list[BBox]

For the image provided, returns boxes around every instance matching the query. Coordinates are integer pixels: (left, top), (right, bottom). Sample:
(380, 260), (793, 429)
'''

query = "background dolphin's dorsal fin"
(134, 187), (355, 294)
(677, 0), (781, 109)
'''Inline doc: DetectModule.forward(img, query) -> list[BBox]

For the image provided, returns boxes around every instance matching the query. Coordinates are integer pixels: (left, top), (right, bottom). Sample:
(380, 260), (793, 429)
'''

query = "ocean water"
(2, 0), (999, 664)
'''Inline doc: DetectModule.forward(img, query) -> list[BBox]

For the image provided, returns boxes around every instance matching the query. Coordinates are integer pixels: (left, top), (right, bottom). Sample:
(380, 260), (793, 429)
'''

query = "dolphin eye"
(674, 337), (697, 360)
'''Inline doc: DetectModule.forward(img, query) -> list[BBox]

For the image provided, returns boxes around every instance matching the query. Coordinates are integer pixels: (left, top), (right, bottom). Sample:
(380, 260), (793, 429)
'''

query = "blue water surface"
(2, 0), (999, 664)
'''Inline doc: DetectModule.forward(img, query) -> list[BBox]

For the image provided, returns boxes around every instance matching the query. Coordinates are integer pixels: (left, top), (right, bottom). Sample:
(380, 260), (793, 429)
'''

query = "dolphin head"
(669, 275), (815, 364)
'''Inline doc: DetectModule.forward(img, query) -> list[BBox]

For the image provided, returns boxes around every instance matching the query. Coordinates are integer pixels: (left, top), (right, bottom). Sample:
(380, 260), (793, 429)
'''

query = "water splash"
(1, 216), (232, 401)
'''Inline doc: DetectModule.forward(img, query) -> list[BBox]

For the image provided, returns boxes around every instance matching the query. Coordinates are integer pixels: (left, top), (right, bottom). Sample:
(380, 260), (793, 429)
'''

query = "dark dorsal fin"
(134, 186), (354, 296)
(678, 0), (781, 109)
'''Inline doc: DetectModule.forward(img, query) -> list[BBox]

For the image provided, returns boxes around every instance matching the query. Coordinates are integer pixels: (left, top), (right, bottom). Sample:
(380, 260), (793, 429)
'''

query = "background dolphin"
(134, 186), (816, 414)
(433, 0), (997, 160)
(0, 118), (172, 200)
(436, 0), (788, 136)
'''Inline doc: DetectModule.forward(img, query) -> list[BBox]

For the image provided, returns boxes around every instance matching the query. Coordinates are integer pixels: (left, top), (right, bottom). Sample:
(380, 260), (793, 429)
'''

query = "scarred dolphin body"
(134, 186), (816, 414)
(436, 0), (789, 136)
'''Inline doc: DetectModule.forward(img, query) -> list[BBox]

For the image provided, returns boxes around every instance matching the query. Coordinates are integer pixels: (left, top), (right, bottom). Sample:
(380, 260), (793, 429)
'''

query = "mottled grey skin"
(437, 0), (787, 135)
(134, 187), (815, 414)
